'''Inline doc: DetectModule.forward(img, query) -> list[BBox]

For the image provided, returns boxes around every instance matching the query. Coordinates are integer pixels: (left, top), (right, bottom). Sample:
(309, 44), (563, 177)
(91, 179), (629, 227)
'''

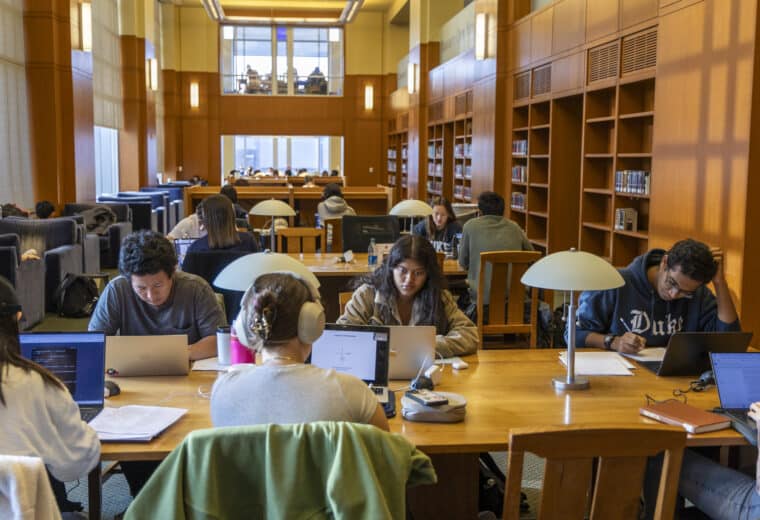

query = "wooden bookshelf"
(509, 95), (582, 254)
(426, 122), (453, 202)
(579, 77), (655, 266)
(386, 131), (409, 201)
(453, 117), (472, 203)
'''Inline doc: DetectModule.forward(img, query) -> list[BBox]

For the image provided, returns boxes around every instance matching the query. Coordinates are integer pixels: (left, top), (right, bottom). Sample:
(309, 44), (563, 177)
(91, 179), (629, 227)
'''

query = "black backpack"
(53, 274), (99, 318)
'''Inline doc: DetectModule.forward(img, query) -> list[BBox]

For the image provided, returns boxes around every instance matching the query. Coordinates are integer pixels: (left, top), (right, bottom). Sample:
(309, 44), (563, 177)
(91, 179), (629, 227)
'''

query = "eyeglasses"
(393, 266), (427, 279)
(664, 271), (696, 299)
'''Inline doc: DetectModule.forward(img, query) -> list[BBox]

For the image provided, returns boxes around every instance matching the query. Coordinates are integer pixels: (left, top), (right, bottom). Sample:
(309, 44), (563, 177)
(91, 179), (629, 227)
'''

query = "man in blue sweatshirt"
(574, 238), (740, 353)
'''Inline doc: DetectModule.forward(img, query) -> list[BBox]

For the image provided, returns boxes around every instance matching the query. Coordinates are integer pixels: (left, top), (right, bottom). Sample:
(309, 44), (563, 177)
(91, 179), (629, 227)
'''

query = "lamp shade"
(214, 252), (320, 292)
(521, 249), (624, 291)
(390, 199), (433, 217)
(249, 199), (295, 217)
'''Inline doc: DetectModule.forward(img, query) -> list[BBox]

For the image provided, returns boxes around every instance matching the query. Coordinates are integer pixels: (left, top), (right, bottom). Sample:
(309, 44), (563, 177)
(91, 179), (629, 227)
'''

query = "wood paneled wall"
(119, 35), (149, 190)
(165, 73), (387, 187)
(71, 51), (95, 202)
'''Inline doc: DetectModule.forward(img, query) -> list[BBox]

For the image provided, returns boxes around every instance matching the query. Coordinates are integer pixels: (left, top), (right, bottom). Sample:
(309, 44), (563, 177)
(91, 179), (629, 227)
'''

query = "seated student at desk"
(573, 238), (740, 353)
(184, 194), (258, 256)
(0, 277), (100, 515)
(89, 230), (226, 361)
(337, 235), (478, 357)
(211, 272), (388, 431)
(412, 196), (462, 251)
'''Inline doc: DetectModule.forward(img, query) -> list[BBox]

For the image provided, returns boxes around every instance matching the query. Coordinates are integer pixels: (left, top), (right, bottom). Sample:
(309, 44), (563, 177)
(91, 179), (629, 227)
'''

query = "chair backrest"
(504, 425), (686, 520)
(339, 291), (353, 316)
(477, 250), (541, 347)
(0, 217), (79, 253)
(182, 250), (252, 324)
(323, 217), (343, 253)
(342, 215), (400, 252)
(436, 251), (445, 271)
(124, 422), (436, 519)
(276, 227), (325, 253)
(0, 455), (61, 520)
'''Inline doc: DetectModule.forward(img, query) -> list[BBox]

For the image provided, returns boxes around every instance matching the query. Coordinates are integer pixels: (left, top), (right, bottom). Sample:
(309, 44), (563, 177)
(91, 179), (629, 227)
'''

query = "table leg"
(407, 453), (479, 517)
(88, 466), (101, 520)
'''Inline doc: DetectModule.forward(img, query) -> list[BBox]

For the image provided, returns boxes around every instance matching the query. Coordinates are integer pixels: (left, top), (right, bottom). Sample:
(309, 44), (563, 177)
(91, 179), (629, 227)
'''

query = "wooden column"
(407, 42), (439, 200)
(119, 35), (148, 190)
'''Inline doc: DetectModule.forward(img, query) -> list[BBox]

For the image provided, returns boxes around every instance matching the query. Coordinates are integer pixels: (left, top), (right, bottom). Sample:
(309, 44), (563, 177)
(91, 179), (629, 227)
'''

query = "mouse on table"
(104, 380), (121, 397)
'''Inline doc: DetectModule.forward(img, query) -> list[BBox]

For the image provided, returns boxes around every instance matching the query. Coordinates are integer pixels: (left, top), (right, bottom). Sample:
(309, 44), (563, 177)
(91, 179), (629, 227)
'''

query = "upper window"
(221, 25), (343, 97)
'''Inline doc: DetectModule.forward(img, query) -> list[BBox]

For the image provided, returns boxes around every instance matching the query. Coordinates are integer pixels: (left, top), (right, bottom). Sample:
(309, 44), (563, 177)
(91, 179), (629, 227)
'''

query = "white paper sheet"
(192, 357), (229, 371)
(620, 347), (667, 363)
(90, 405), (187, 442)
(559, 352), (633, 376)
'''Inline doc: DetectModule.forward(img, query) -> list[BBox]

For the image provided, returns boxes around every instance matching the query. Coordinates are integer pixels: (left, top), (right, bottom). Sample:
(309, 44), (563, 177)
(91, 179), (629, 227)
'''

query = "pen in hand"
(618, 317), (645, 351)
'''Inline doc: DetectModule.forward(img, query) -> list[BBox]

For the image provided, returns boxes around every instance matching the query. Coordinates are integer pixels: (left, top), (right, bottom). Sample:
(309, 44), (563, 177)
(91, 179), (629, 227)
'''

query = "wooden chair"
(476, 250), (542, 348)
(436, 251), (445, 271)
(503, 424), (686, 520)
(323, 217), (343, 253)
(276, 227), (325, 253)
(339, 291), (353, 315)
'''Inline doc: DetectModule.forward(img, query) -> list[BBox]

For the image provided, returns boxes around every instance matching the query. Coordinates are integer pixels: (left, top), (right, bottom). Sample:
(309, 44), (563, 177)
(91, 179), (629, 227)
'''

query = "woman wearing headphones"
(0, 277), (100, 514)
(337, 235), (478, 358)
(210, 272), (388, 431)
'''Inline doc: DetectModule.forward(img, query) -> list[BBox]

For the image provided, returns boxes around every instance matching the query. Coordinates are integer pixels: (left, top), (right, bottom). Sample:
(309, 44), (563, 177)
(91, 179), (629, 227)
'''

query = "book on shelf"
(510, 192), (525, 210)
(511, 165), (527, 183)
(639, 400), (731, 434)
(614, 208), (638, 232)
(615, 170), (650, 195)
(512, 140), (528, 155)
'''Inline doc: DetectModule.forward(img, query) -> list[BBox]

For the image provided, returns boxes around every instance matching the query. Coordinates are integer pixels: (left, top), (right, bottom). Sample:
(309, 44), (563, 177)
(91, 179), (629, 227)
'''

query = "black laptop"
(711, 352), (760, 445)
(19, 331), (106, 422)
(309, 323), (395, 418)
(638, 331), (752, 376)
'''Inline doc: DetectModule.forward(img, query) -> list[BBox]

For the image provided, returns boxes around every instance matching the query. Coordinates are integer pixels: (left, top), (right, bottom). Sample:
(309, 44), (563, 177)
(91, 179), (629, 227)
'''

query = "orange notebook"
(639, 400), (731, 434)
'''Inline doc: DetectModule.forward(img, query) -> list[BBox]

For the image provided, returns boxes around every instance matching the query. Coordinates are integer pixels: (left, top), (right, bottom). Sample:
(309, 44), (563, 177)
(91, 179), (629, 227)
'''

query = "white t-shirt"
(167, 214), (205, 240)
(210, 363), (378, 427)
(0, 364), (100, 481)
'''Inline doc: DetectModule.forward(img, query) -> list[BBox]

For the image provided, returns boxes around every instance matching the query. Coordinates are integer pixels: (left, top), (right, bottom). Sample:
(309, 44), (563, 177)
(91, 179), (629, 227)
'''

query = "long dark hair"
(426, 196), (456, 238)
(357, 235), (448, 332)
(197, 195), (240, 249)
(0, 314), (65, 406)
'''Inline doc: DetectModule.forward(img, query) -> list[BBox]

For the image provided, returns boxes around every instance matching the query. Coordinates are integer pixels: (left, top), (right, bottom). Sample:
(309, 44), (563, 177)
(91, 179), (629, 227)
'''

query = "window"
(94, 126), (119, 195)
(221, 25), (343, 96)
(222, 135), (342, 179)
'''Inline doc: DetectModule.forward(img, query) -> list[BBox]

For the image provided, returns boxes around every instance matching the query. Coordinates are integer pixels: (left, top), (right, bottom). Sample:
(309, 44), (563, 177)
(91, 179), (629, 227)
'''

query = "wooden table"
(89, 349), (743, 518)
(292, 252), (467, 320)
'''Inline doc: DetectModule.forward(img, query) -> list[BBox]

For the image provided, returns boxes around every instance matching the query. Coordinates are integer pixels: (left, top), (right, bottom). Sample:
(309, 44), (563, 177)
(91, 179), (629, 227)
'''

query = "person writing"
(412, 196), (462, 251)
(0, 277), (100, 515)
(337, 235), (478, 357)
(211, 271), (388, 431)
(573, 238), (740, 352)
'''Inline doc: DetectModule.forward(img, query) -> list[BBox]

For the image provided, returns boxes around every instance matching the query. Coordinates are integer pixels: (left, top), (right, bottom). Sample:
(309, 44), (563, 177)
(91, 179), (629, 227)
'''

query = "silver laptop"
(106, 335), (189, 376)
(387, 325), (436, 380)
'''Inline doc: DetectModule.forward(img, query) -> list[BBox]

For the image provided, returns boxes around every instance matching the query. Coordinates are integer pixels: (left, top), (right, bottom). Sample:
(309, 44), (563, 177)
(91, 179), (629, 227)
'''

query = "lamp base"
(552, 376), (590, 391)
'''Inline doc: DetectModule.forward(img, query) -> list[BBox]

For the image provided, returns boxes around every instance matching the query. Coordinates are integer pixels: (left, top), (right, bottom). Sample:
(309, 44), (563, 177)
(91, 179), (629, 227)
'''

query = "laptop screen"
(174, 238), (195, 264)
(309, 324), (390, 386)
(19, 332), (106, 407)
(711, 352), (760, 410)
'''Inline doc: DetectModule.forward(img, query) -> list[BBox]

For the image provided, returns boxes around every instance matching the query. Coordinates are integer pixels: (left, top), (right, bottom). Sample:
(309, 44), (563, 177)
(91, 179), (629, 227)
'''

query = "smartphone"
(405, 389), (449, 407)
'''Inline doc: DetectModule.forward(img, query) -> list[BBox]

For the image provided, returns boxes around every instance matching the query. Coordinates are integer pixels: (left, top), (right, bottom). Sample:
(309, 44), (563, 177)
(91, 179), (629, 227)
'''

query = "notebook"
(174, 238), (195, 265)
(309, 323), (395, 417)
(711, 352), (760, 445)
(19, 331), (106, 422)
(106, 335), (189, 376)
(387, 325), (436, 380)
(638, 331), (752, 376)
(639, 399), (731, 434)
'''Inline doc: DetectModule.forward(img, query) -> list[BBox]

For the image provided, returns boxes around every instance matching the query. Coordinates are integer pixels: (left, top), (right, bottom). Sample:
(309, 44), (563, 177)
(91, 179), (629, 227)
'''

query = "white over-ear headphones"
(235, 271), (325, 347)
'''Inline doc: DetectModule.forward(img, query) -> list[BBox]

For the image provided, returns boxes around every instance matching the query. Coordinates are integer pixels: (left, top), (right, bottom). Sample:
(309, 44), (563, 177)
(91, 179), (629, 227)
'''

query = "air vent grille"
(514, 72), (531, 100)
(428, 101), (444, 121)
(588, 41), (620, 83)
(532, 65), (551, 96)
(622, 28), (657, 74)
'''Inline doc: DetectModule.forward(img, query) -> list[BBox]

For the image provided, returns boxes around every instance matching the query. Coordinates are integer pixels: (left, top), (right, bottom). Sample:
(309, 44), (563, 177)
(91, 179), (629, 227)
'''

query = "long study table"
(89, 349), (744, 518)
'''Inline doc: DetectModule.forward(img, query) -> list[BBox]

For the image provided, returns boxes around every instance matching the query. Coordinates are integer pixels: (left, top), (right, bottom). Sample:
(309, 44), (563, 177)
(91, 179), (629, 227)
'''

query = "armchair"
(97, 195), (156, 232)
(0, 233), (45, 329)
(64, 203), (133, 269)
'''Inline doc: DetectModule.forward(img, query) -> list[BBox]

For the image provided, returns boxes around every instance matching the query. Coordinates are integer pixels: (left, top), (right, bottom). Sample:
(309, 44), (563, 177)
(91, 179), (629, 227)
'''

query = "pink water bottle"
(230, 320), (255, 364)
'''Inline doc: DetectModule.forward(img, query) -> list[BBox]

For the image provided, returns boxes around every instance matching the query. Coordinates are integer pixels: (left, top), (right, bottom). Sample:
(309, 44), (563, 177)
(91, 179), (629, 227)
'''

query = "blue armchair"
(64, 203), (133, 269)
(0, 233), (45, 329)
(97, 195), (157, 232)
(0, 218), (82, 311)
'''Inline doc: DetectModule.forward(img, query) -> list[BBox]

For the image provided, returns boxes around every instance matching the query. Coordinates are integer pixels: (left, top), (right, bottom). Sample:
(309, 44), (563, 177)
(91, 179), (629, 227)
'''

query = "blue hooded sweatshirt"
(573, 249), (741, 347)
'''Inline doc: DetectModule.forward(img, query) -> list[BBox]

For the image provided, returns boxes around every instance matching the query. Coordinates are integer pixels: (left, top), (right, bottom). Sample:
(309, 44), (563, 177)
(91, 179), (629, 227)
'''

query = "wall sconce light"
(407, 62), (417, 94)
(475, 12), (487, 60)
(149, 59), (158, 91)
(80, 1), (92, 52)
(190, 81), (199, 108)
(364, 84), (374, 111)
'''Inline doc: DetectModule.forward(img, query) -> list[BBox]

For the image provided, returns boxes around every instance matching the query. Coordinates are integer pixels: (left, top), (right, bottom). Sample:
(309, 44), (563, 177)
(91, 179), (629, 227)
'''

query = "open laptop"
(388, 325), (436, 380)
(638, 331), (752, 376)
(173, 238), (195, 265)
(106, 335), (189, 376)
(711, 352), (760, 445)
(19, 332), (106, 422)
(309, 323), (395, 417)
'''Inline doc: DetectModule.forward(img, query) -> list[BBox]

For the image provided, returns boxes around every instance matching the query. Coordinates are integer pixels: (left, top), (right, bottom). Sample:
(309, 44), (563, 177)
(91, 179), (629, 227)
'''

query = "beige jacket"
(337, 284), (478, 357)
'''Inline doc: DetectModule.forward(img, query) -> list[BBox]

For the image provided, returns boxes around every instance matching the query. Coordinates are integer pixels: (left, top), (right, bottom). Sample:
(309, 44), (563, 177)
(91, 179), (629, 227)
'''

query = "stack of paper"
(620, 347), (666, 363)
(90, 405), (187, 442)
(559, 352), (633, 376)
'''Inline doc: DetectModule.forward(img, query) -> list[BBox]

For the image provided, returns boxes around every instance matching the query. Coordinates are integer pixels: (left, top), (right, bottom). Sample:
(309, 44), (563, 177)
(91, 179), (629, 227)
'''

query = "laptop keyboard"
(80, 407), (101, 423)
(714, 409), (758, 446)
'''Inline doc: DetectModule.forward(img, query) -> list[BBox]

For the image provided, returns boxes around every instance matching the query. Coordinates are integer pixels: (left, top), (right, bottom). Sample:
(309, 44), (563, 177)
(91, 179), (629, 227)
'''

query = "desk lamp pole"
(553, 289), (589, 391)
(269, 216), (276, 251)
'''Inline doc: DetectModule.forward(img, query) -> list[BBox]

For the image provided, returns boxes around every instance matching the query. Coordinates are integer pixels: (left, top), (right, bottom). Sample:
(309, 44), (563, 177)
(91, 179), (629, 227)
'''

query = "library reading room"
(2, 0), (760, 518)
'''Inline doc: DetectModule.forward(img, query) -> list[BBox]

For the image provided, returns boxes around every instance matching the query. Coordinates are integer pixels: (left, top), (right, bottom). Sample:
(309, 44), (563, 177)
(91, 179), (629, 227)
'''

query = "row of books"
(454, 143), (472, 157)
(510, 192), (526, 210)
(511, 165), (527, 183)
(615, 170), (650, 195)
(427, 144), (444, 157)
(387, 149), (397, 159)
(387, 175), (396, 187)
(614, 208), (638, 232)
(427, 162), (444, 175)
(454, 185), (472, 199)
(512, 140), (528, 156)
(454, 164), (472, 179)
(426, 180), (443, 193)
(387, 161), (396, 172)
